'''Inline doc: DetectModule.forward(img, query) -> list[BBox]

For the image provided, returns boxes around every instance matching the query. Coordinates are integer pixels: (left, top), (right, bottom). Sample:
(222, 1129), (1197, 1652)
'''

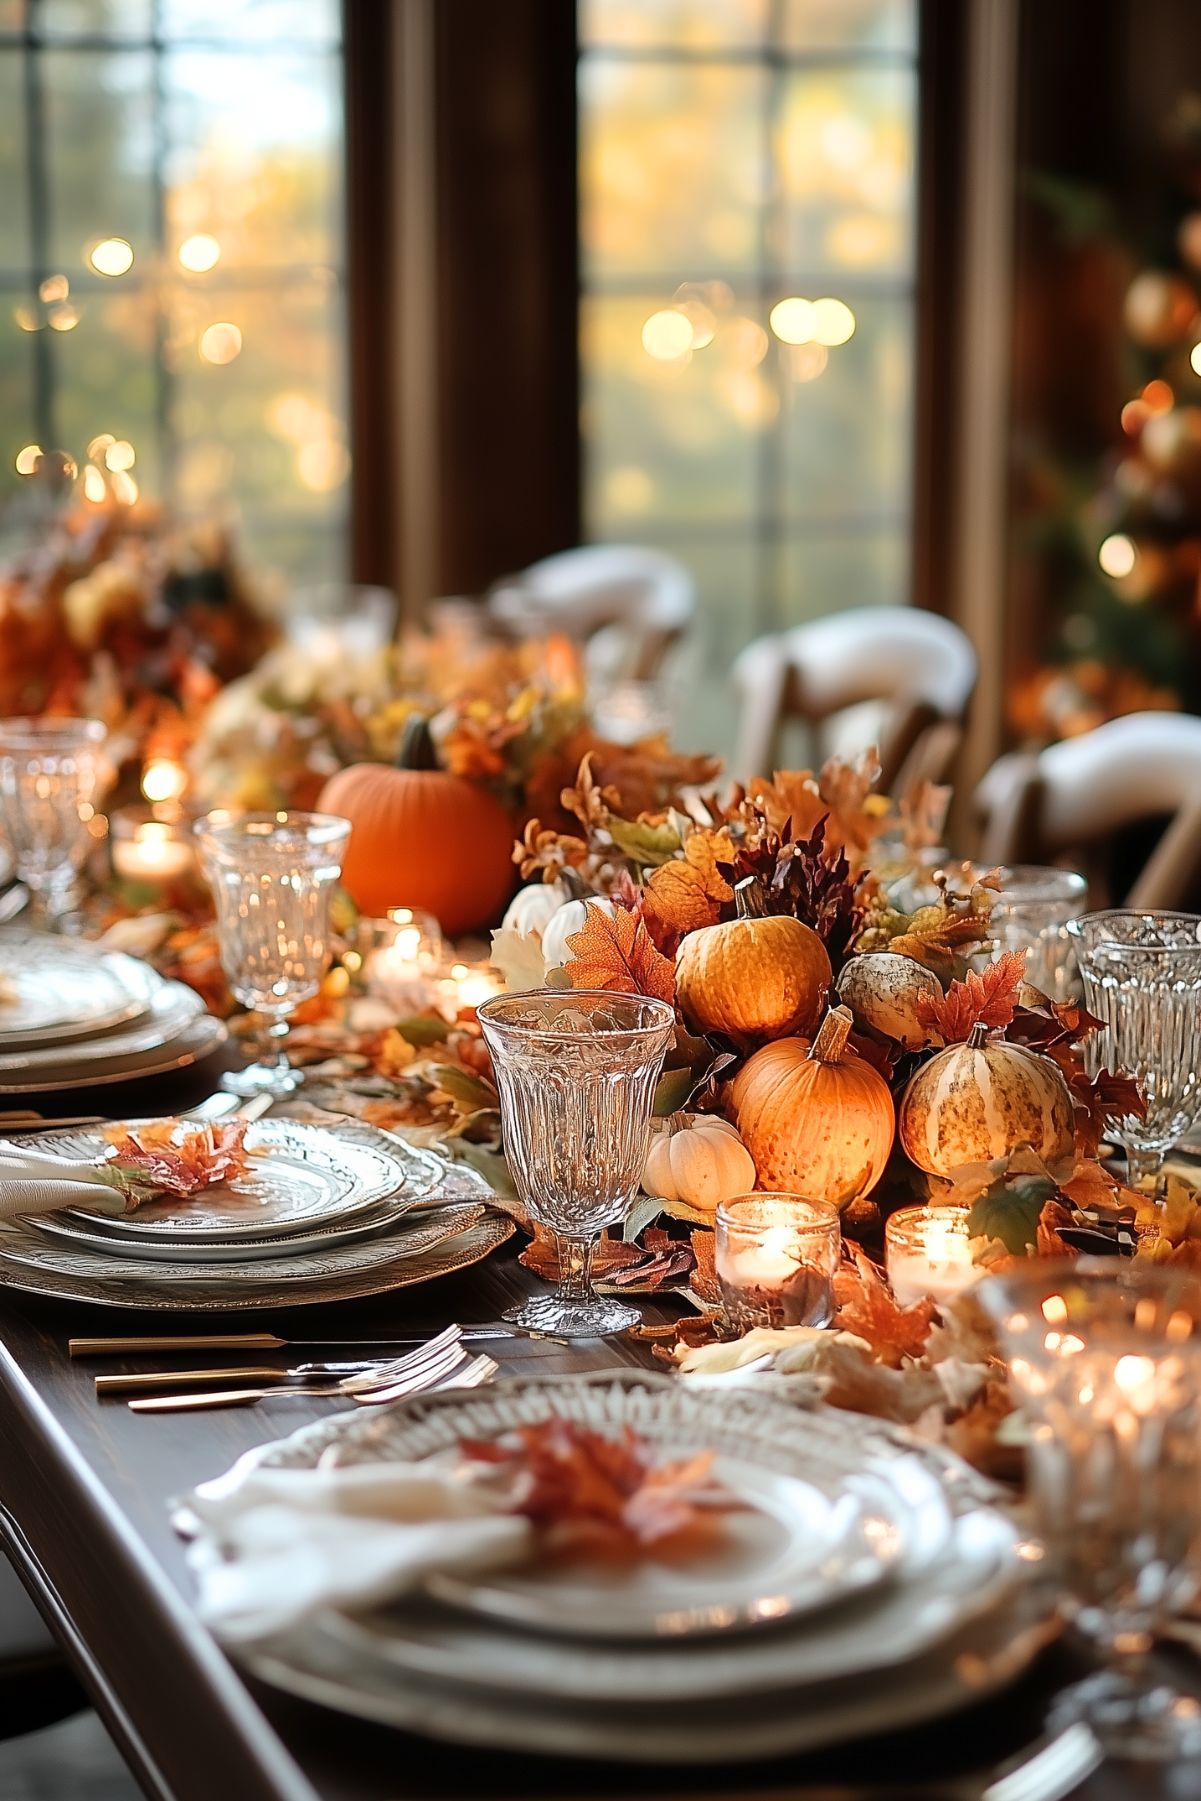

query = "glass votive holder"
(885, 1205), (978, 1309)
(992, 866), (1088, 1003)
(714, 1194), (840, 1329)
(434, 960), (506, 1020)
(111, 805), (195, 887)
(357, 907), (443, 1010)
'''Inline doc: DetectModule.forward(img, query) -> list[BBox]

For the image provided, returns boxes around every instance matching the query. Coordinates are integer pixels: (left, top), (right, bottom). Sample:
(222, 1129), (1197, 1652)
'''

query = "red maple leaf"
(914, 950), (1027, 1044)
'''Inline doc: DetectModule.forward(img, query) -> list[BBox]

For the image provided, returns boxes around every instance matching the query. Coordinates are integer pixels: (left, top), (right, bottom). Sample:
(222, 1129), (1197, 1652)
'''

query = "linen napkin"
(0, 1140), (125, 1222)
(184, 1457), (533, 1643)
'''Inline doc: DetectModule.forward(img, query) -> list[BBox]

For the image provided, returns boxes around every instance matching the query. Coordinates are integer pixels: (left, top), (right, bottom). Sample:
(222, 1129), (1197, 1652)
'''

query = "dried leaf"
(1045, 1048), (1147, 1158)
(642, 829), (735, 947)
(101, 1120), (252, 1208)
(562, 904), (675, 1004)
(690, 1227), (720, 1305)
(899, 780), (951, 854)
(914, 950), (1028, 1044)
(834, 1248), (937, 1365)
(966, 1168), (1056, 1255)
(1036, 1199), (1078, 1259)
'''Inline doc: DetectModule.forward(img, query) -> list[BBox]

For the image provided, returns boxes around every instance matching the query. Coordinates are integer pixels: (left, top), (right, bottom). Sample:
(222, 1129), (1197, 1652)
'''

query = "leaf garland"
(914, 950), (1027, 1044)
(561, 904), (675, 1005)
(833, 1249), (937, 1366)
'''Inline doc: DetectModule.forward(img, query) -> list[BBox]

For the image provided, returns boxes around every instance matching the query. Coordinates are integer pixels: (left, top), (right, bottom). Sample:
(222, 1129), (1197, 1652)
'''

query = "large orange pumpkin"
(731, 1006), (895, 1208)
(675, 878), (831, 1043)
(317, 718), (515, 936)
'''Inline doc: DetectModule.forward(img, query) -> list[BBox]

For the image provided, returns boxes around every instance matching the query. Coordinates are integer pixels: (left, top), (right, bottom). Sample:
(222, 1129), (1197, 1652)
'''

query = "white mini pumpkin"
(500, 880), (571, 942)
(838, 951), (942, 1051)
(642, 1113), (756, 1214)
(540, 895), (617, 969)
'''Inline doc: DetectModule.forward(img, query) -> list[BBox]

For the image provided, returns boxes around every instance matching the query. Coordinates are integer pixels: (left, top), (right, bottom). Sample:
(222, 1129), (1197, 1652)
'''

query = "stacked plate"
(0, 929), (226, 1094)
(0, 1117), (512, 1309)
(201, 1374), (1057, 1763)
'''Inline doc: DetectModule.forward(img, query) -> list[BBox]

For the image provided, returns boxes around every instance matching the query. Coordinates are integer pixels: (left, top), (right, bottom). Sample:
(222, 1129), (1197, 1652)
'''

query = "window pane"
(160, 0), (340, 45)
(43, 50), (155, 272)
(0, 52), (27, 266)
(777, 297), (912, 518)
(52, 285), (161, 492)
(780, 0), (916, 52)
(163, 50), (343, 268)
(775, 530), (908, 626)
(40, 0), (154, 37)
(583, 293), (764, 529)
(0, 332), (35, 521)
(580, 0), (768, 49)
(773, 67), (916, 275)
(580, 58), (767, 279)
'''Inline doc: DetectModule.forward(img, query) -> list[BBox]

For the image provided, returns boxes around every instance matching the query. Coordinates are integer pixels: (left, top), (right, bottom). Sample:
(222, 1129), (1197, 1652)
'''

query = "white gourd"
(540, 896), (617, 968)
(642, 1113), (756, 1214)
(500, 880), (571, 942)
(839, 952), (942, 1051)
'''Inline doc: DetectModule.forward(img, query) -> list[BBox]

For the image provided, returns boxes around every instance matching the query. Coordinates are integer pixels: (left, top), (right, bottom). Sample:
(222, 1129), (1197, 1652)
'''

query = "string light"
(1099, 534), (1137, 578)
(641, 309), (693, 361)
(178, 233), (220, 273)
(88, 237), (134, 277)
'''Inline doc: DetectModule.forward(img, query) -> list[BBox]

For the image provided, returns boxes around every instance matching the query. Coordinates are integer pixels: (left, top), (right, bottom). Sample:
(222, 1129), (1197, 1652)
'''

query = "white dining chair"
(486, 545), (696, 683)
(730, 607), (978, 792)
(975, 711), (1201, 909)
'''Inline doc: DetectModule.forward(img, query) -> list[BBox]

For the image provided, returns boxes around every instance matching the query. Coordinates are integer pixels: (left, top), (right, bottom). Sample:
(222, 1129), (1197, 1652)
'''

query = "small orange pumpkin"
(317, 718), (515, 936)
(898, 1021), (1075, 1177)
(675, 877), (831, 1043)
(731, 1005), (895, 1208)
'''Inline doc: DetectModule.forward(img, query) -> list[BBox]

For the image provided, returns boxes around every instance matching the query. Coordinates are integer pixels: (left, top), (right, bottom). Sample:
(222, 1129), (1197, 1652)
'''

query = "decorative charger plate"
(0, 934), (158, 1048)
(0, 980), (204, 1074)
(54, 1118), (429, 1241)
(0, 1013), (228, 1095)
(0, 1213), (514, 1310)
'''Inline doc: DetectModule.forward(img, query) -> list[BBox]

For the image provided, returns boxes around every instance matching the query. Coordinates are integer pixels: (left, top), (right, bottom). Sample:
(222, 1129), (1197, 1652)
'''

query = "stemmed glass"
(0, 717), (107, 929)
(196, 810), (351, 1097)
(1066, 910), (1201, 1188)
(477, 990), (675, 1338)
(992, 866), (1087, 1003)
(977, 1259), (1201, 1759)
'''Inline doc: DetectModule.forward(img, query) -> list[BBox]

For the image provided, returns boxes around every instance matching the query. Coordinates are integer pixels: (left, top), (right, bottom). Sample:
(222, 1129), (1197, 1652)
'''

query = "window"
(0, 0), (347, 582)
(578, 0), (919, 751)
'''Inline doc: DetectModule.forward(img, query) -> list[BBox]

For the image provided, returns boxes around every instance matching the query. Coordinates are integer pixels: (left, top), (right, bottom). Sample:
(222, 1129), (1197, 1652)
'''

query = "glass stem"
(1126, 1145), (1165, 1193)
(264, 1011), (292, 1075)
(555, 1233), (596, 1304)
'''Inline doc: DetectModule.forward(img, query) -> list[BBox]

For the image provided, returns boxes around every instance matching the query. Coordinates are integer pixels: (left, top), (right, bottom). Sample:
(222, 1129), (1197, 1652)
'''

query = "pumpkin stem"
(809, 1004), (854, 1064)
(966, 1021), (990, 1049)
(666, 1110), (689, 1137)
(734, 875), (765, 920)
(398, 716), (439, 772)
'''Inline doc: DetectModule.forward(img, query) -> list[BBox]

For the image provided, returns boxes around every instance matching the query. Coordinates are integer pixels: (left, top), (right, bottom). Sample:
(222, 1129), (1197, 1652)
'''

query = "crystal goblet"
(195, 810), (351, 1097)
(0, 717), (107, 928)
(1066, 910), (1201, 1188)
(992, 866), (1087, 1003)
(977, 1258), (1201, 1759)
(477, 989), (675, 1338)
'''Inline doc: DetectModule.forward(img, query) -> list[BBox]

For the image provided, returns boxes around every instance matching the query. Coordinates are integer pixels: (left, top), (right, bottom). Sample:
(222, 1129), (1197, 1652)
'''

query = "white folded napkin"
(185, 1458), (533, 1643)
(0, 1140), (125, 1222)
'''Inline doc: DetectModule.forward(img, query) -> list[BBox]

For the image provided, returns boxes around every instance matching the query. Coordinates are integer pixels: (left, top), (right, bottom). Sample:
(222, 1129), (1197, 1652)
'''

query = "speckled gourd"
(898, 1022), (1076, 1177)
(837, 951), (943, 1051)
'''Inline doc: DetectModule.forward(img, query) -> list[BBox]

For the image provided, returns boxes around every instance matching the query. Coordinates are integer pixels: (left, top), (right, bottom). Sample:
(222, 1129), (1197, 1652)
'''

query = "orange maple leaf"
(642, 829), (735, 946)
(562, 905), (676, 1005)
(914, 950), (1027, 1044)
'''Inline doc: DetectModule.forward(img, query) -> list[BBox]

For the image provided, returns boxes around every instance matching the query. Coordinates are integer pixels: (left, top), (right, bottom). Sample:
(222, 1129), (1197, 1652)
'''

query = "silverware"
(128, 1342), (496, 1414)
(70, 1323), (557, 1357)
(95, 1359), (402, 1395)
(0, 1091), (261, 1141)
(0, 1113), (106, 1134)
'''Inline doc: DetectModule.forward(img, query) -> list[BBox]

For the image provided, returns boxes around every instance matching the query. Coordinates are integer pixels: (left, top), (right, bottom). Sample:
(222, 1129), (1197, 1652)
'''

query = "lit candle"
(361, 908), (442, 1010)
(715, 1194), (840, 1329)
(885, 1205), (978, 1308)
(112, 819), (192, 884)
(731, 1224), (802, 1287)
(141, 757), (188, 809)
(438, 960), (504, 1017)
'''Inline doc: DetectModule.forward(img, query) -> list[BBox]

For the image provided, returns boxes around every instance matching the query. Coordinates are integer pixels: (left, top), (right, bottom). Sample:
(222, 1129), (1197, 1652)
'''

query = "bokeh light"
(790, 342), (829, 383)
(811, 297), (856, 346)
(13, 304), (39, 332)
(1099, 534), (1137, 579)
(297, 439), (350, 491)
(199, 322), (243, 365)
(82, 464), (107, 502)
(641, 309), (694, 361)
(104, 440), (136, 472)
(88, 237), (134, 277)
(769, 297), (816, 344)
(178, 233), (221, 273)
(1191, 343), (1201, 378)
(38, 273), (69, 303)
(14, 445), (42, 476)
(142, 759), (189, 806)
(47, 303), (80, 332)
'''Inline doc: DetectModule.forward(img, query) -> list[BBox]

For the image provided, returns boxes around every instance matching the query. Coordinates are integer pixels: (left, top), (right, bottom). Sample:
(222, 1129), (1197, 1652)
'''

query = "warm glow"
(82, 464), (108, 502)
(89, 237), (134, 277)
(110, 470), (138, 505)
(790, 342), (828, 383)
(1041, 1294), (1068, 1326)
(88, 433), (115, 460)
(1099, 533), (1137, 578)
(1142, 379), (1174, 413)
(1121, 399), (1149, 435)
(811, 297), (856, 346)
(1191, 343), (1201, 378)
(769, 297), (816, 345)
(641, 309), (694, 360)
(296, 439), (350, 492)
(38, 273), (69, 303)
(104, 439), (135, 472)
(47, 303), (79, 332)
(178, 233), (221, 273)
(199, 322), (243, 365)
(141, 759), (188, 806)
(14, 445), (42, 476)
(13, 304), (39, 332)
(1114, 1353), (1155, 1395)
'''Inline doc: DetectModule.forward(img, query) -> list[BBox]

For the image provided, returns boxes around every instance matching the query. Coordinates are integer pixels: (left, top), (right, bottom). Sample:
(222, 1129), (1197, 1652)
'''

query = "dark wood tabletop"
(0, 1054), (1189, 1800)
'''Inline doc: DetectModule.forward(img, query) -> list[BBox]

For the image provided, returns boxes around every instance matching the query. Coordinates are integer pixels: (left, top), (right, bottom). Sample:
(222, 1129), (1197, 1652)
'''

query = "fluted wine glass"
(196, 810), (351, 1097)
(992, 866), (1088, 1003)
(477, 990), (675, 1337)
(0, 717), (107, 928)
(1066, 910), (1201, 1188)
(978, 1259), (1201, 1759)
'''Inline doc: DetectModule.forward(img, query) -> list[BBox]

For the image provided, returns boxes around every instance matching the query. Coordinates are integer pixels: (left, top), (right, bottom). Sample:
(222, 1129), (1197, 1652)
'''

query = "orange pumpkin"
(317, 718), (515, 936)
(898, 1022), (1075, 1177)
(731, 1006), (895, 1208)
(675, 877), (831, 1043)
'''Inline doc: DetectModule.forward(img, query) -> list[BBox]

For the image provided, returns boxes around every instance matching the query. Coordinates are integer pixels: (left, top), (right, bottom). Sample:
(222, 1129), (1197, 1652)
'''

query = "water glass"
(196, 810), (351, 1097)
(477, 989), (675, 1338)
(978, 1259), (1201, 1759)
(992, 865), (1087, 1003)
(0, 717), (107, 927)
(1066, 911), (1201, 1187)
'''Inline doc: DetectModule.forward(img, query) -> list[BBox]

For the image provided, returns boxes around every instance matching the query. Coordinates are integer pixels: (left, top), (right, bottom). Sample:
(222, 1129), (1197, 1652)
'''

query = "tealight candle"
(436, 960), (505, 1018)
(885, 1205), (978, 1308)
(111, 810), (193, 885)
(714, 1194), (840, 1329)
(360, 908), (443, 1010)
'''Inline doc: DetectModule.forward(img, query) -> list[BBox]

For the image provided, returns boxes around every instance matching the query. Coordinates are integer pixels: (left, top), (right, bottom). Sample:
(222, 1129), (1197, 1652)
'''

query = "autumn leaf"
(1050, 1055), (1147, 1158)
(898, 779), (951, 853)
(642, 828), (735, 947)
(966, 1170), (1056, 1255)
(562, 904), (676, 1005)
(914, 950), (1027, 1044)
(834, 1248), (937, 1364)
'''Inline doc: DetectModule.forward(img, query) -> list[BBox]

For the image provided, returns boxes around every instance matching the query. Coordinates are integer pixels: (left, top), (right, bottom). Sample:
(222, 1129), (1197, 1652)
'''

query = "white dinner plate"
(0, 933), (158, 1048)
(0, 979), (203, 1075)
(26, 1189), (424, 1264)
(0, 1012), (228, 1095)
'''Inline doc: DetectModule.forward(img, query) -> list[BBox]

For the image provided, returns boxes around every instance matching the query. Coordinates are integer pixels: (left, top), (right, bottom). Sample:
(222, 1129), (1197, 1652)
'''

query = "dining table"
(0, 1050), (1193, 1801)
